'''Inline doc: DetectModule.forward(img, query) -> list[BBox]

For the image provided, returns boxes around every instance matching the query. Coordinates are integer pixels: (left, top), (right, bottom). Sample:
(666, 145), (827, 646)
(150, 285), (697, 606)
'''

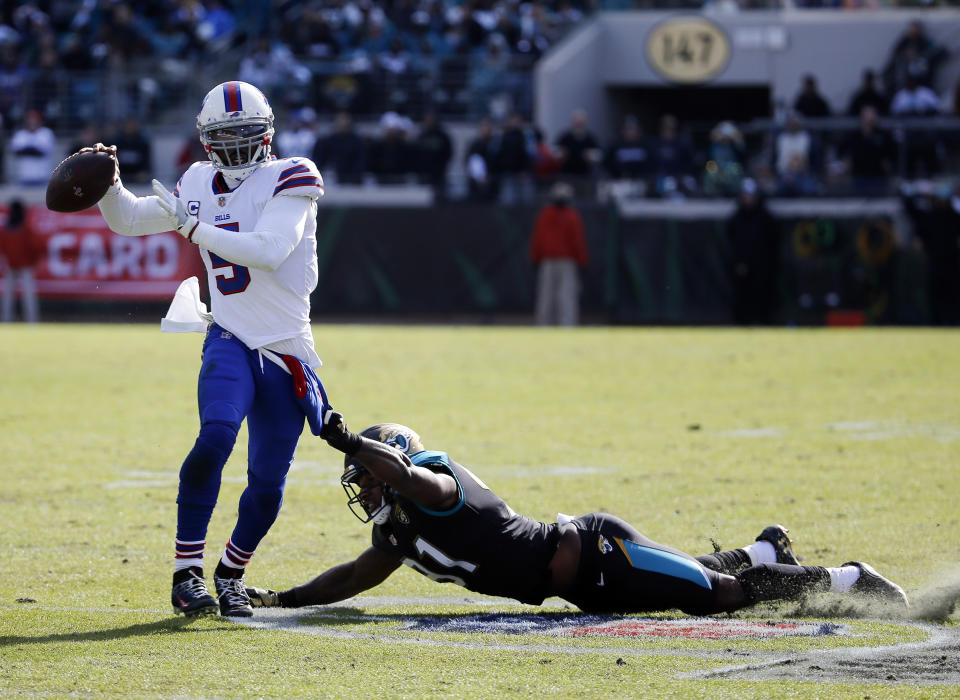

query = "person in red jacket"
(529, 182), (588, 325)
(0, 200), (42, 323)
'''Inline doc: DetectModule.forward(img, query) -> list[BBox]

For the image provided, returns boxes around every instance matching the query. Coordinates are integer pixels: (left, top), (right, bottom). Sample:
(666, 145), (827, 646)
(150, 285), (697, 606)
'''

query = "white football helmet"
(196, 81), (275, 181)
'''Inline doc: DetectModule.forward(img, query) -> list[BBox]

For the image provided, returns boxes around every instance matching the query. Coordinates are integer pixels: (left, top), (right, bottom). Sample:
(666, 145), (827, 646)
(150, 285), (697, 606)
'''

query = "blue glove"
(280, 354), (332, 436)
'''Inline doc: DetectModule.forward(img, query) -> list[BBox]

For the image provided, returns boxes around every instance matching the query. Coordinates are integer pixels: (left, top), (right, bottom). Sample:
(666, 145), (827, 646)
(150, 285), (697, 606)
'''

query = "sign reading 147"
(646, 17), (731, 84)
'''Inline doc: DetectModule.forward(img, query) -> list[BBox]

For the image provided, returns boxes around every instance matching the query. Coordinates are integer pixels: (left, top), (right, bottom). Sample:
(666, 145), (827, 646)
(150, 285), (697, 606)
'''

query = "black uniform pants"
(562, 513), (722, 615)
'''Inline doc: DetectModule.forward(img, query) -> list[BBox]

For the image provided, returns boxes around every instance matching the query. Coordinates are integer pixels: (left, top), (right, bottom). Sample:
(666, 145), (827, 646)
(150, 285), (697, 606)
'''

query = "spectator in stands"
(891, 75), (943, 178)
(774, 112), (818, 197)
(276, 107), (318, 158)
(469, 33), (511, 117)
(466, 117), (499, 202)
(113, 116), (152, 184)
(649, 114), (696, 198)
(839, 106), (895, 197)
(0, 45), (27, 129)
(603, 115), (649, 183)
(531, 125), (562, 187)
(368, 111), (416, 184)
(554, 108), (601, 182)
(287, 6), (339, 59)
(239, 39), (282, 93)
(150, 15), (191, 61)
(9, 109), (55, 186)
(1, 200), (42, 323)
(101, 3), (147, 66)
(238, 38), (312, 106)
(197, 0), (236, 49)
(792, 75), (831, 119)
(413, 110), (453, 199)
(379, 37), (412, 76)
(25, 46), (62, 126)
(68, 123), (102, 160)
(313, 111), (367, 185)
(902, 181), (960, 325)
(890, 74), (940, 116)
(882, 20), (947, 97)
(702, 121), (745, 197)
(530, 181), (588, 327)
(725, 179), (779, 326)
(495, 111), (534, 205)
(847, 69), (888, 117)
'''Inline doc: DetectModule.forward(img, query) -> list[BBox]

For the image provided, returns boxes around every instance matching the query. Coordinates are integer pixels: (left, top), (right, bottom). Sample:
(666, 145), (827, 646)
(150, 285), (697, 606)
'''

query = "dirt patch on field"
(701, 624), (960, 685)
(695, 576), (960, 685)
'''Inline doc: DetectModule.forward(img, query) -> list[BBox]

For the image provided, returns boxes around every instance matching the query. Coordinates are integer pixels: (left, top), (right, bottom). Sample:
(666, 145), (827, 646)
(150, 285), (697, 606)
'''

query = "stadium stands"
(2, 1), (959, 201)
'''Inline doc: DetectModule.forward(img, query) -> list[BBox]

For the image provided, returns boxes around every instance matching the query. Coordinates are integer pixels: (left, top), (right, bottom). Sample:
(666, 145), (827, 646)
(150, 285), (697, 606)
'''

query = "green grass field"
(1, 324), (958, 697)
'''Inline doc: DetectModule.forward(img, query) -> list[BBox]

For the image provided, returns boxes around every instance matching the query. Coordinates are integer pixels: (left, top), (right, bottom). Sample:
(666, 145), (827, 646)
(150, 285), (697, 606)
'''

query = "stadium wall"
(535, 9), (960, 141)
(0, 199), (924, 325)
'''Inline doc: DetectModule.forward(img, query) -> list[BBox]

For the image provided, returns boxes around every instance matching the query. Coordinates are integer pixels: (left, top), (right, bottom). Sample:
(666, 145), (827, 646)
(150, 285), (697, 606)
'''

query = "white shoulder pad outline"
(272, 157), (325, 200)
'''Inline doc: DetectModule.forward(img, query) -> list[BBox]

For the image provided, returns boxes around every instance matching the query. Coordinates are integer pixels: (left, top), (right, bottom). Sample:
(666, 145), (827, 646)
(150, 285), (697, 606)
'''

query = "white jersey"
(174, 157), (324, 358)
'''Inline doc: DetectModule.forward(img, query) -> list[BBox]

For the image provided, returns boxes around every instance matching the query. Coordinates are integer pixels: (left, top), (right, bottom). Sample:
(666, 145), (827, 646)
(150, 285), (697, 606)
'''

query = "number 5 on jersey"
(209, 222), (250, 295)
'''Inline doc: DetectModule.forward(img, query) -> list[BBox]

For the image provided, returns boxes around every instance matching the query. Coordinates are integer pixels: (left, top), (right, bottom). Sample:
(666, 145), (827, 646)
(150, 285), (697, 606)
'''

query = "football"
(45, 151), (116, 213)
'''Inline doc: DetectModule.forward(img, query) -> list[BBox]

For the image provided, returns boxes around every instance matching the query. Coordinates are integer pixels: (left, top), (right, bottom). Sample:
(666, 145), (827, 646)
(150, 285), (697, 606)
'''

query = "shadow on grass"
(0, 615), (240, 647)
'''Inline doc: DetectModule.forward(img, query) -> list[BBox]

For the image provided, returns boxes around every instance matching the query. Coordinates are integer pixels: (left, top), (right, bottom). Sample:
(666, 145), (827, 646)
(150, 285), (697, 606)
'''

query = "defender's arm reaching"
(248, 546), (402, 608)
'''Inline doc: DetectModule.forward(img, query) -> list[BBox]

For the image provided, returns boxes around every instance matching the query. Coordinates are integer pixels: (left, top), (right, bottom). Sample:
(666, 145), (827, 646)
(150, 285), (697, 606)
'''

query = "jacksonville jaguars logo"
(385, 434), (409, 452)
(395, 505), (410, 525)
(598, 535), (613, 555)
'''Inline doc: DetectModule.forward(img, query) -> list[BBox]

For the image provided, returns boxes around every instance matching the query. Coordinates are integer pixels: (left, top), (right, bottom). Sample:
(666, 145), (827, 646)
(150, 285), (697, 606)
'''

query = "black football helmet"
(341, 423), (424, 524)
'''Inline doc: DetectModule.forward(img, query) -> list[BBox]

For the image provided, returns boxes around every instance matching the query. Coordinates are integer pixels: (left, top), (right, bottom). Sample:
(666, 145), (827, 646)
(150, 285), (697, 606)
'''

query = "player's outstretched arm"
(320, 411), (459, 510)
(248, 546), (402, 608)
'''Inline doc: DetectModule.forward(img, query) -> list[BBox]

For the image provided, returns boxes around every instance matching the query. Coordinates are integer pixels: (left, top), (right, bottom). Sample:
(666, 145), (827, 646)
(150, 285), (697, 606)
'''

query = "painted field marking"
(10, 601), (956, 684)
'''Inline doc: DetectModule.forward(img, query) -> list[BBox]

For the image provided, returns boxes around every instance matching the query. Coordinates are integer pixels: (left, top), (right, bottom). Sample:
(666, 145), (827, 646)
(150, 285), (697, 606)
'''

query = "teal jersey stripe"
(617, 539), (713, 590)
(408, 451), (464, 516)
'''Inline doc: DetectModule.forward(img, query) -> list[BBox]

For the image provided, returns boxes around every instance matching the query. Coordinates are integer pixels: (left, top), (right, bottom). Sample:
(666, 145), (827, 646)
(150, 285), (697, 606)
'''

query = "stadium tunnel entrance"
(608, 85), (773, 133)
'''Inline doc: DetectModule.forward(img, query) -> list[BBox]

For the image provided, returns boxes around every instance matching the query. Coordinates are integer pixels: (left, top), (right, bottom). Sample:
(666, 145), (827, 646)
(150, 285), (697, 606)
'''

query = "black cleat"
(845, 561), (909, 610)
(755, 524), (800, 566)
(215, 574), (254, 617)
(171, 571), (219, 617)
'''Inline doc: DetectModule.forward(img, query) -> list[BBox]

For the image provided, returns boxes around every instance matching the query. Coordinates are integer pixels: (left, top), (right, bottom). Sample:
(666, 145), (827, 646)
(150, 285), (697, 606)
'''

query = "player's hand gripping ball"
(45, 144), (119, 212)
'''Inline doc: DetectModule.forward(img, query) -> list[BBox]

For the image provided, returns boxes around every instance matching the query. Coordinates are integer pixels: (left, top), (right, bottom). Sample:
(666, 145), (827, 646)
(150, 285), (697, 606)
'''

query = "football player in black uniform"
(247, 415), (909, 615)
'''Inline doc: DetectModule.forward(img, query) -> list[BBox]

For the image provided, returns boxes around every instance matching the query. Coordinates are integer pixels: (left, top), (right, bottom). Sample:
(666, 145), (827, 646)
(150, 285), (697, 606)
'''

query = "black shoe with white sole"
(845, 561), (909, 610)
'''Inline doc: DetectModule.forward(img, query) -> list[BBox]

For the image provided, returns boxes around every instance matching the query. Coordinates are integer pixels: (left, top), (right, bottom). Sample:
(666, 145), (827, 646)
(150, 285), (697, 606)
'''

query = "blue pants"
(176, 323), (305, 556)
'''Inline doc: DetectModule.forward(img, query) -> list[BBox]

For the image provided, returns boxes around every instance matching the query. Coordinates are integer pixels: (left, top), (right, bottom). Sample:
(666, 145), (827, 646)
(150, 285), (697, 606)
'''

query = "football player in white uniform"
(92, 81), (328, 617)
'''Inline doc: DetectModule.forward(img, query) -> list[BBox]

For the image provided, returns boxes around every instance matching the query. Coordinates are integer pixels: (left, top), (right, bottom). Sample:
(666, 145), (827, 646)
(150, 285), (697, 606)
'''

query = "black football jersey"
(371, 451), (561, 605)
